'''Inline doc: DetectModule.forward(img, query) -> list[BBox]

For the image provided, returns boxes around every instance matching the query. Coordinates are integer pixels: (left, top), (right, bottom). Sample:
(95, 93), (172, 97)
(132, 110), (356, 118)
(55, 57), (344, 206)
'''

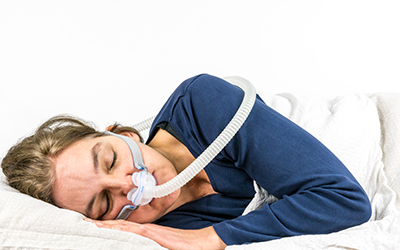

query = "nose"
(105, 174), (135, 196)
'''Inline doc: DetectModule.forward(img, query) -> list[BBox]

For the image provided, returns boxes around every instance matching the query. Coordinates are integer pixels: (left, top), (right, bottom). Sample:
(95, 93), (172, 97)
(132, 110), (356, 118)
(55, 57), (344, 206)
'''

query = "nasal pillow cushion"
(129, 171), (156, 206)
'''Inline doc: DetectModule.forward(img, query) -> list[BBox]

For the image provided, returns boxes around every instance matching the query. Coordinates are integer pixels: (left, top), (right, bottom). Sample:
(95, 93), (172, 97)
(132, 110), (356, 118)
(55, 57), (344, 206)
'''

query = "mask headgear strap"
(104, 131), (147, 219)
(104, 131), (148, 172)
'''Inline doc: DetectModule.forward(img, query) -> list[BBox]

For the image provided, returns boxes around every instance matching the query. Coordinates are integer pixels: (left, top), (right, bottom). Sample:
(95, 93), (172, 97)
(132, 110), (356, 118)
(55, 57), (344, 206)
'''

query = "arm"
(177, 74), (371, 244)
(86, 219), (226, 250)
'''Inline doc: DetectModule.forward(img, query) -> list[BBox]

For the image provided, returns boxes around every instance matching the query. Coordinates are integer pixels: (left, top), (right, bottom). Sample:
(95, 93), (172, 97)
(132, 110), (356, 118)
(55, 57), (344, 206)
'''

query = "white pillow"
(0, 173), (165, 249)
(369, 93), (400, 211)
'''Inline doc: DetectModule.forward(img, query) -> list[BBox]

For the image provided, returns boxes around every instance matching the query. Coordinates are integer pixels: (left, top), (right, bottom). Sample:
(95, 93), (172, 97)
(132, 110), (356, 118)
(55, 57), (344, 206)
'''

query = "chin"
(126, 189), (180, 223)
(153, 188), (180, 210)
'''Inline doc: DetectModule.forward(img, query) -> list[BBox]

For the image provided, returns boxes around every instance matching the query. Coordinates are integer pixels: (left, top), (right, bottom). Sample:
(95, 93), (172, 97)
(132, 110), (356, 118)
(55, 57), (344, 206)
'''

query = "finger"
(84, 218), (93, 222)
(100, 219), (140, 226)
(87, 219), (119, 225)
(92, 219), (135, 228)
(94, 221), (136, 233)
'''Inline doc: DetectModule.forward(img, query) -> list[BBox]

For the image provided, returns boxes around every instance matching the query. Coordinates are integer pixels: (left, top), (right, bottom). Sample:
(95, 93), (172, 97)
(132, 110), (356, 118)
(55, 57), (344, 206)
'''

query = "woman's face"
(51, 133), (180, 223)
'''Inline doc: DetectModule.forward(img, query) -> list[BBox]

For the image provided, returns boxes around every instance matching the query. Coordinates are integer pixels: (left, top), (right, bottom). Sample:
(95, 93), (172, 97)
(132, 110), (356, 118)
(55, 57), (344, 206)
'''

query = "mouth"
(151, 171), (159, 185)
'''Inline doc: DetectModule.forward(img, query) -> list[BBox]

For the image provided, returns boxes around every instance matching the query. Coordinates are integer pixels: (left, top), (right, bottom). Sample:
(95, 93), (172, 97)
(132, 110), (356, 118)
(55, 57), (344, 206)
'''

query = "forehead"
(54, 138), (98, 177)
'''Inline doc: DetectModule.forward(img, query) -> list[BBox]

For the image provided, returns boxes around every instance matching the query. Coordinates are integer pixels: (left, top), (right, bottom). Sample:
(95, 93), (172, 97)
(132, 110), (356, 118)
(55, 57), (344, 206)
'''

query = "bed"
(1, 89), (399, 249)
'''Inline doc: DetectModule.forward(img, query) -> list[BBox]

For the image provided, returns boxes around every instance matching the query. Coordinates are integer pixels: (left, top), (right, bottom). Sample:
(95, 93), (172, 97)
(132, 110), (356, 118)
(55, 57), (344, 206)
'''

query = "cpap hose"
(136, 76), (257, 201)
(132, 116), (156, 133)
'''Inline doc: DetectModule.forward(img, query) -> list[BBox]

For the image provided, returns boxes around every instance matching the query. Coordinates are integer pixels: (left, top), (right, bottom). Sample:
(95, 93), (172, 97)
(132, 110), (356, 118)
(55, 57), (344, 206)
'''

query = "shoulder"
(149, 74), (242, 136)
(181, 74), (242, 104)
(179, 74), (228, 94)
(149, 74), (226, 138)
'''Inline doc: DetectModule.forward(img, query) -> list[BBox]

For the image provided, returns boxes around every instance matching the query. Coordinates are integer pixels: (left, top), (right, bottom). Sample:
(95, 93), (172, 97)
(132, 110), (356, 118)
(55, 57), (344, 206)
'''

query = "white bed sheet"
(1, 92), (399, 249)
(228, 92), (400, 249)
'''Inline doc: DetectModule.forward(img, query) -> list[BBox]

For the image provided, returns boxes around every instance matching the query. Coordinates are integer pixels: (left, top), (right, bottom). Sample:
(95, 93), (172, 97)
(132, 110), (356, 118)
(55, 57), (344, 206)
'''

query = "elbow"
(356, 189), (372, 224)
(324, 180), (372, 232)
(342, 184), (372, 227)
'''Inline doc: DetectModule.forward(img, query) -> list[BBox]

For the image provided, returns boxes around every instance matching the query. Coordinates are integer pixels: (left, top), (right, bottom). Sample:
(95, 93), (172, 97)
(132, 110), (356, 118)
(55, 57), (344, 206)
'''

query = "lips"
(151, 171), (159, 185)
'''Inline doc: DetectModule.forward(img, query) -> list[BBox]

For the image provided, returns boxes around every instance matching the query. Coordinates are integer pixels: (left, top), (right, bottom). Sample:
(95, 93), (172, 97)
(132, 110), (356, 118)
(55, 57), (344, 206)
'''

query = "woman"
(1, 74), (371, 249)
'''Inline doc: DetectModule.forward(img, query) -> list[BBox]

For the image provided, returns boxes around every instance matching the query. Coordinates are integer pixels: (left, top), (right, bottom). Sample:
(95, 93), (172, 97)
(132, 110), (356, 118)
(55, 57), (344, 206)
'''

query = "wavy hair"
(1, 115), (142, 205)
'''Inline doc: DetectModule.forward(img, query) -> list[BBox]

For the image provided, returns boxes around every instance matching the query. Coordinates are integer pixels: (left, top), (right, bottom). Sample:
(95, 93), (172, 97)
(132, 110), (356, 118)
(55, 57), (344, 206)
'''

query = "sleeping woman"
(1, 74), (371, 249)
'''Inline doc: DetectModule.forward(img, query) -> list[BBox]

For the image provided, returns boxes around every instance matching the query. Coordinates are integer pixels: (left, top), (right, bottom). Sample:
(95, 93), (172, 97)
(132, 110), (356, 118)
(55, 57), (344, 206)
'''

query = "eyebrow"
(85, 142), (102, 217)
(92, 142), (102, 174)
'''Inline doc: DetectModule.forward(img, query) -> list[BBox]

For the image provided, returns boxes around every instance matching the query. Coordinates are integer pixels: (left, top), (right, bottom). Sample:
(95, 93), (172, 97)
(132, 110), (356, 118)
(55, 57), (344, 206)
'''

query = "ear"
(119, 131), (141, 142)
(105, 125), (115, 132)
(105, 126), (141, 142)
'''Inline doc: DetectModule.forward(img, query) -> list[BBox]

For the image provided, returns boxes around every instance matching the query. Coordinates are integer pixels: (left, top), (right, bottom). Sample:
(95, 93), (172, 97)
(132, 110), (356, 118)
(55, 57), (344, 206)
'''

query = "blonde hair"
(1, 115), (142, 205)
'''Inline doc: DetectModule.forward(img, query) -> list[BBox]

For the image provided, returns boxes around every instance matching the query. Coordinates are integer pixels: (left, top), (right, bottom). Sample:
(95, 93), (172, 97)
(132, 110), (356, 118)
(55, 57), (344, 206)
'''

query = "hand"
(85, 218), (226, 250)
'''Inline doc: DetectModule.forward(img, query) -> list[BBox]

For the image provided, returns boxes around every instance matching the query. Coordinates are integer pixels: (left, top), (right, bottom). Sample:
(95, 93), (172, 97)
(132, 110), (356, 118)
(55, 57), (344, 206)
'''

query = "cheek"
(149, 157), (178, 186)
(53, 171), (91, 207)
(52, 183), (93, 214)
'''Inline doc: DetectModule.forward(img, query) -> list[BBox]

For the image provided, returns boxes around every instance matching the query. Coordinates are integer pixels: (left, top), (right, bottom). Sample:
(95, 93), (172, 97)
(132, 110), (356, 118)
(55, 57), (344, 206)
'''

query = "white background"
(1, 0), (399, 157)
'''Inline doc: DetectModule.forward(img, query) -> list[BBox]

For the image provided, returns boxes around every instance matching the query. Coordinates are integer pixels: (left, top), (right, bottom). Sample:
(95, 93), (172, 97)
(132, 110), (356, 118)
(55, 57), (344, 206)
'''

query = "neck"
(148, 129), (217, 212)
(147, 129), (193, 174)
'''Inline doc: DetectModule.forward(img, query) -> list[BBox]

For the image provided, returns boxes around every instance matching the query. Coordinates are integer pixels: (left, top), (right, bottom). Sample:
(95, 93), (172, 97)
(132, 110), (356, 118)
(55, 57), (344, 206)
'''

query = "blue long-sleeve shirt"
(148, 74), (371, 245)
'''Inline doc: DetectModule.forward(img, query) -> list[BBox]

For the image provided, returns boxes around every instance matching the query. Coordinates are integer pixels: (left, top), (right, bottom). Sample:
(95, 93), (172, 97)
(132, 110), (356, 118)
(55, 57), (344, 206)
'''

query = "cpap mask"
(109, 76), (257, 220)
(103, 131), (156, 220)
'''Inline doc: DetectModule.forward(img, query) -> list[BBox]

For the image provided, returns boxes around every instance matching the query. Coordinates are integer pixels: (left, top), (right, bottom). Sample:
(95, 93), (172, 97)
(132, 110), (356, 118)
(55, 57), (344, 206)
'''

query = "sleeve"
(179, 74), (372, 245)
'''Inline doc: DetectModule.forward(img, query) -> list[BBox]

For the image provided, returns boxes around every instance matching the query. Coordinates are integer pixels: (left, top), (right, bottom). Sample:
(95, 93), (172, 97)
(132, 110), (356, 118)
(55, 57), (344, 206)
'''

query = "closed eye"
(109, 151), (117, 171)
(100, 193), (112, 219)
